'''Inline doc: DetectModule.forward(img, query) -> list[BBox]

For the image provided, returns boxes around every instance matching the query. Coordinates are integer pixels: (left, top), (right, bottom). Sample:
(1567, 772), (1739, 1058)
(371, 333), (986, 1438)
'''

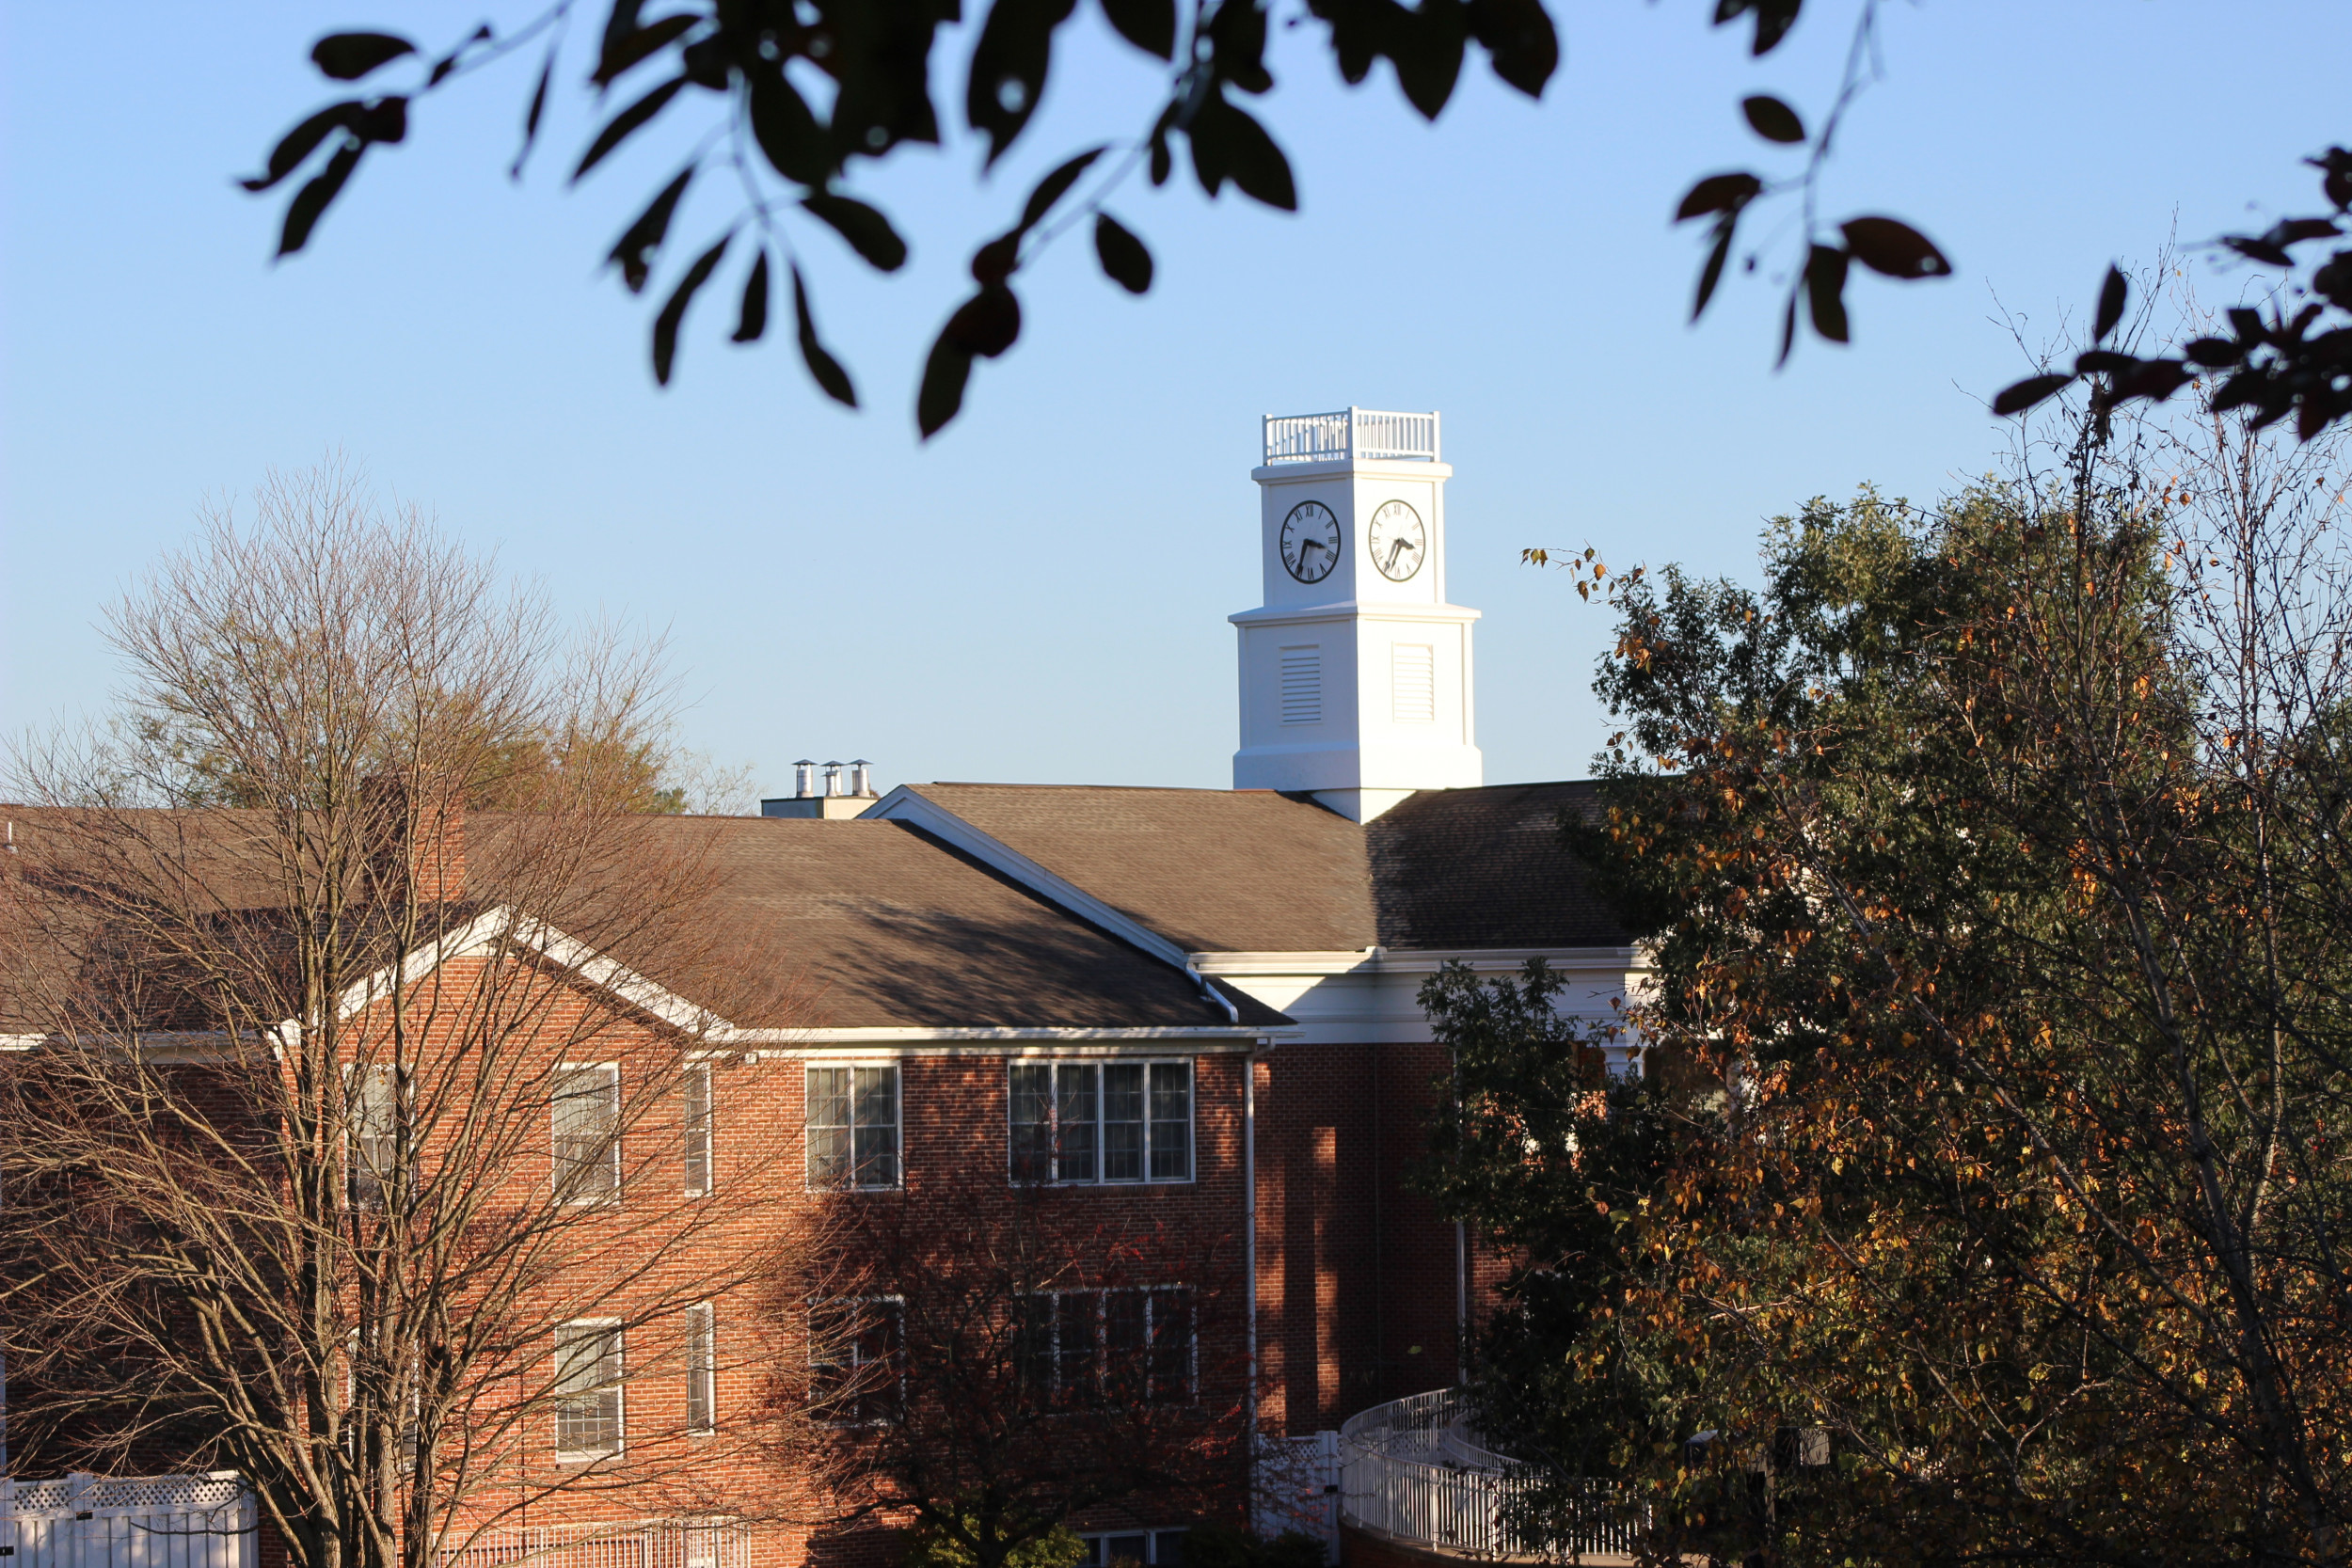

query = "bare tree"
(0, 463), (804, 1568)
(762, 1183), (1246, 1568)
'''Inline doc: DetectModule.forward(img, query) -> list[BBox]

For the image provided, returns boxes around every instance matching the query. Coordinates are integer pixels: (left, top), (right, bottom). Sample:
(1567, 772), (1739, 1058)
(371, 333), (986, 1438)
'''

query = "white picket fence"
(1337, 1389), (1642, 1560)
(2, 1472), (254, 1568)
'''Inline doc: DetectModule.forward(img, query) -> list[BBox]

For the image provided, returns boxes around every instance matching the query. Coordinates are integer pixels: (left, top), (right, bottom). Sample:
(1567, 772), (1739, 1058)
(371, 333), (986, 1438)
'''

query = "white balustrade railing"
(1263, 408), (1440, 465)
(434, 1519), (748, 1568)
(1336, 1388), (1642, 1560)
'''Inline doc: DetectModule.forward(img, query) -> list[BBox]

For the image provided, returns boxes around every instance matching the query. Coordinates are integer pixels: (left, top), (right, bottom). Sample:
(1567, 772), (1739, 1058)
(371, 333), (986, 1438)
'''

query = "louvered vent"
(1279, 645), (1322, 725)
(1392, 643), (1436, 722)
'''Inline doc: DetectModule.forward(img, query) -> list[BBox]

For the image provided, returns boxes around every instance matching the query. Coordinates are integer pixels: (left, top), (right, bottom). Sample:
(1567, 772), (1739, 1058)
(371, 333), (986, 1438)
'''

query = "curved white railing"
(1336, 1389), (1641, 1560)
(1263, 408), (1440, 465)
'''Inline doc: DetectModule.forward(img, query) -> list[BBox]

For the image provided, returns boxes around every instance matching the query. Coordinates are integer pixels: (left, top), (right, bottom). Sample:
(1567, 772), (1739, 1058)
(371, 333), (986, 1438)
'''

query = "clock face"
(1279, 500), (1342, 584)
(1367, 499), (1427, 581)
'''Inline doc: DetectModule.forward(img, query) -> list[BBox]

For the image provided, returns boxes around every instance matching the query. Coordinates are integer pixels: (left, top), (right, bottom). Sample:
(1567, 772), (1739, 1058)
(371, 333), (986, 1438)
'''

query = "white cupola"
(1231, 407), (1483, 822)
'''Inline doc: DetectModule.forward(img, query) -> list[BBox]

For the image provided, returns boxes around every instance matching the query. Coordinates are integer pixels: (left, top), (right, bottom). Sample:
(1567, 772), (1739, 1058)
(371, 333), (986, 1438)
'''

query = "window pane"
(1149, 1062), (1191, 1181)
(1102, 1064), (1145, 1182)
(1055, 1065), (1098, 1184)
(1152, 1534), (1185, 1568)
(684, 1064), (713, 1196)
(553, 1068), (619, 1203)
(1104, 1537), (1150, 1568)
(1014, 1293), (1055, 1402)
(686, 1305), (714, 1433)
(1009, 1065), (1053, 1183)
(806, 1068), (850, 1187)
(348, 1065), (403, 1209)
(1104, 1289), (1147, 1402)
(1056, 1292), (1098, 1403)
(810, 1299), (899, 1424)
(1148, 1290), (1193, 1404)
(851, 1066), (898, 1188)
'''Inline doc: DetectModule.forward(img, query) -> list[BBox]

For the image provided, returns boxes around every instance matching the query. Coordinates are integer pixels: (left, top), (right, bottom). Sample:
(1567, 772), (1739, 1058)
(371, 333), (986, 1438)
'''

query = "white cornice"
(1227, 602), (1482, 629)
(1190, 945), (1647, 976)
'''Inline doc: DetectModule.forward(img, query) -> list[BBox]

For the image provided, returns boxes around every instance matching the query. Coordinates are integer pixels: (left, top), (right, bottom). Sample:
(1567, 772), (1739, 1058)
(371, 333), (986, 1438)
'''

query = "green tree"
(1532, 405), (2352, 1563)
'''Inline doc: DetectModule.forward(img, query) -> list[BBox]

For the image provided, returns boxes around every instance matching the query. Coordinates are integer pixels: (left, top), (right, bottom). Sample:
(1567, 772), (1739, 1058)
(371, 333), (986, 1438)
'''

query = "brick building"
(1, 409), (1642, 1568)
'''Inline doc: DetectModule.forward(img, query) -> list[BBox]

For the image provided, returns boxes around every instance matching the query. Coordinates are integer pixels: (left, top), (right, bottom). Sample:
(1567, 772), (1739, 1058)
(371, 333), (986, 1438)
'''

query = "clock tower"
(1232, 407), (1483, 822)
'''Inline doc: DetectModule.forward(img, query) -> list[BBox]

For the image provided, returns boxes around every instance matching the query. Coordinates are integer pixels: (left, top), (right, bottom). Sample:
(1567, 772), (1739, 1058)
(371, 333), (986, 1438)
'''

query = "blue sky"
(5, 2), (2346, 800)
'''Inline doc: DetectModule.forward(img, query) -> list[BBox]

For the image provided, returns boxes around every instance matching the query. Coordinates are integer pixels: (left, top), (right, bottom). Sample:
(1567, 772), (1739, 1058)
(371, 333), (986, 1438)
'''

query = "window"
(684, 1063), (714, 1196)
(806, 1065), (899, 1189)
(685, 1303), (716, 1435)
(1077, 1532), (1186, 1568)
(345, 1064), (407, 1210)
(553, 1065), (621, 1205)
(1017, 1288), (1194, 1407)
(553, 1320), (624, 1458)
(809, 1297), (902, 1425)
(1009, 1061), (1191, 1184)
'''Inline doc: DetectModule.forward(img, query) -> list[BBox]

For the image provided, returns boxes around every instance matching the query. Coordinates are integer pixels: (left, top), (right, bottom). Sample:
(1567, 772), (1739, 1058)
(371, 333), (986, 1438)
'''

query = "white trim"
(803, 1059), (903, 1193)
(552, 1317), (626, 1462)
(864, 787), (1244, 1024)
(737, 1024), (1273, 1043)
(1189, 944), (1647, 976)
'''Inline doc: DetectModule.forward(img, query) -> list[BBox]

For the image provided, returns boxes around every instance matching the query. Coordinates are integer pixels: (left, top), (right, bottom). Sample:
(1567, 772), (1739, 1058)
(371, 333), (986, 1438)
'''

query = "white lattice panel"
(2, 1472), (253, 1568)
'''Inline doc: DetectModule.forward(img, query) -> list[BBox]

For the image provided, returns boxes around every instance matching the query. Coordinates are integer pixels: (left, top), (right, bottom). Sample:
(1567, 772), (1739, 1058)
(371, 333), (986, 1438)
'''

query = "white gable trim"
(862, 786), (1242, 1024)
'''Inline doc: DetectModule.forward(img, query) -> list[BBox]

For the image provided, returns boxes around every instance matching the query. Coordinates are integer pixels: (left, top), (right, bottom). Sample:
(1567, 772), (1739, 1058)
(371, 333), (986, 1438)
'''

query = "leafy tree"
(1533, 401), (2352, 1562)
(244, 4), (2350, 440)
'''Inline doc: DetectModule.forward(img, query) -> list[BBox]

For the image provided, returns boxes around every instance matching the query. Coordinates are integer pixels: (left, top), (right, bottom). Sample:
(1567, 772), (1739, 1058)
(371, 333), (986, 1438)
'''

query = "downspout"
(1245, 1042), (1260, 1447)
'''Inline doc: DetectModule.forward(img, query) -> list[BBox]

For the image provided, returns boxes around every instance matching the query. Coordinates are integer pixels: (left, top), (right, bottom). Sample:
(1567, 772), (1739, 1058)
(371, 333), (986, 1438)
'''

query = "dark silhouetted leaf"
(353, 97), (407, 144)
(1839, 216), (1950, 278)
(1391, 0), (1469, 119)
(1098, 0), (1175, 58)
(312, 32), (415, 81)
(2094, 264), (2128, 343)
(917, 335), (974, 437)
(2114, 357), (2191, 404)
(1777, 285), (1798, 367)
(427, 25), (490, 87)
(278, 141), (363, 256)
(945, 284), (1023, 357)
(593, 12), (698, 86)
(1676, 171), (1761, 222)
(2074, 348), (2136, 376)
(1206, 0), (1272, 93)
(803, 193), (909, 272)
(794, 263), (858, 407)
(244, 103), (363, 192)
(607, 166), (694, 293)
(1993, 372), (2074, 417)
(1693, 219), (1735, 322)
(2228, 307), (2266, 343)
(749, 70), (828, 185)
(511, 49), (555, 179)
(971, 232), (1020, 285)
(1740, 94), (1804, 144)
(733, 249), (770, 343)
(2184, 336), (2243, 368)
(1466, 0), (1559, 98)
(967, 0), (1077, 167)
(1804, 243), (1848, 343)
(1713, 0), (1801, 55)
(2312, 146), (2352, 211)
(1189, 96), (1296, 211)
(652, 234), (730, 386)
(1021, 147), (1106, 230)
(574, 76), (689, 182)
(1094, 213), (1152, 293)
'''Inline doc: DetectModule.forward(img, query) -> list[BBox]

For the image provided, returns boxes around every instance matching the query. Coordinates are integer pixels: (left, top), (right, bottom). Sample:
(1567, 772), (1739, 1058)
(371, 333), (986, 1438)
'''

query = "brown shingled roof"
(896, 781), (1629, 955)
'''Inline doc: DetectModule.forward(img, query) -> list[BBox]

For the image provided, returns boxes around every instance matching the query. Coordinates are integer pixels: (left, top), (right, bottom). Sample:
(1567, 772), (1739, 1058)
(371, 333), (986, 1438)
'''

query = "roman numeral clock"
(1232, 408), (1483, 824)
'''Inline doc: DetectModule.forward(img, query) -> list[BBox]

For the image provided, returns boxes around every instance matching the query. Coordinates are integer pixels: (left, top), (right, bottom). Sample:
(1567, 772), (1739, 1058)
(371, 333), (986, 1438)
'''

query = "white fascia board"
(330, 905), (730, 1037)
(864, 788), (1194, 971)
(863, 786), (1242, 1024)
(1228, 602), (1482, 630)
(728, 1024), (1284, 1043)
(1190, 945), (1647, 975)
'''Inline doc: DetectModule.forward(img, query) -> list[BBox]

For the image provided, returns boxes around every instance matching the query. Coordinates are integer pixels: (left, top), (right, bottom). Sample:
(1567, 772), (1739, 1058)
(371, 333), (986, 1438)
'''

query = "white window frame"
(685, 1302), (716, 1436)
(1016, 1285), (1196, 1407)
(553, 1062), (622, 1207)
(552, 1318), (625, 1460)
(807, 1294), (904, 1427)
(343, 1062), (409, 1211)
(683, 1061), (715, 1197)
(1077, 1531), (1188, 1568)
(804, 1061), (902, 1191)
(1008, 1059), (1193, 1186)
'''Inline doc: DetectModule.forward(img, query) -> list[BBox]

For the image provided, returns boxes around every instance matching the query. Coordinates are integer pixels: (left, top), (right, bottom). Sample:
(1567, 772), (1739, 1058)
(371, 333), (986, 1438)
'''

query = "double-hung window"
(553, 1064), (621, 1205)
(1009, 1061), (1191, 1184)
(1077, 1532), (1187, 1568)
(683, 1062), (715, 1196)
(1016, 1287), (1194, 1407)
(806, 1065), (899, 1189)
(553, 1320), (624, 1458)
(809, 1297), (902, 1425)
(345, 1063), (408, 1210)
(685, 1302), (716, 1435)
